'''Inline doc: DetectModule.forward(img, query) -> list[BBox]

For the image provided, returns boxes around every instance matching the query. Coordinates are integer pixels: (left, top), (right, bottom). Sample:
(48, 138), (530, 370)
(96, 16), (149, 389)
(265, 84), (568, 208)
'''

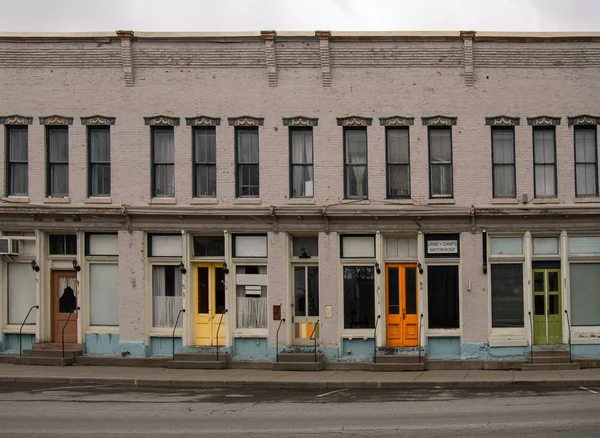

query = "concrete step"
(76, 357), (170, 367)
(530, 349), (570, 357)
(0, 355), (16, 363)
(530, 356), (572, 364)
(12, 356), (74, 366)
(272, 361), (325, 371)
(521, 362), (580, 371)
(483, 361), (527, 370)
(32, 343), (82, 351)
(276, 353), (324, 363)
(173, 353), (229, 362)
(370, 363), (425, 372)
(374, 355), (421, 364)
(168, 360), (227, 369)
(23, 349), (82, 359)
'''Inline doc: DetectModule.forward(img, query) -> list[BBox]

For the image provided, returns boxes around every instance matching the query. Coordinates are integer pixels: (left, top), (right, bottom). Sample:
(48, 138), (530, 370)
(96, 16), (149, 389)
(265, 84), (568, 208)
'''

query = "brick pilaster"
(261, 30), (277, 87)
(461, 30), (476, 87)
(117, 30), (135, 87)
(316, 31), (332, 87)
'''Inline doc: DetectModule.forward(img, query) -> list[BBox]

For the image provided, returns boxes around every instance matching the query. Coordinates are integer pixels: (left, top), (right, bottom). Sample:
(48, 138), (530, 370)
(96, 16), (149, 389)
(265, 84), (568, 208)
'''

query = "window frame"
(289, 127), (314, 199)
(46, 126), (69, 198)
(428, 126), (453, 198)
(574, 125), (598, 197)
(48, 234), (77, 257)
(385, 126), (411, 199)
(235, 127), (260, 198)
(532, 126), (557, 198)
(5, 125), (28, 197)
(87, 126), (111, 198)
(151, 126), (175, 198)
(491, 126), (516, 199)
(343, 127), (368, 199)
(192, 126), (217, 198)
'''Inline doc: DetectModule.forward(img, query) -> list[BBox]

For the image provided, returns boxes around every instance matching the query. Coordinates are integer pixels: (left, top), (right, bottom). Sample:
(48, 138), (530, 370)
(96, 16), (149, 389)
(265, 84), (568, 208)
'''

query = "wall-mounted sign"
(425, 234), (460, 258)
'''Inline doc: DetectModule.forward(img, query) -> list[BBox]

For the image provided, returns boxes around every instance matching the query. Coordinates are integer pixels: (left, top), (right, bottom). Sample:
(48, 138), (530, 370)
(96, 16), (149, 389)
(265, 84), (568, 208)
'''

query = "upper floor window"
(6, 125), (28, 196)
(151, 127), (175, 197)
(344, 128), (368, 199)
(533, 127), (556, 197)
(236, 128), (259, 197)
(290, 128), (314, 198)
(49, 234), (77, 255)
(88, 126), (111, 197)
(574, 126), (598, 197)
(193, 127), (216, 197)
(492, 127), (516, 198)
(428, 127), (453, 198)
(386, 127), (410, 198)
(46, 126), (69, 197)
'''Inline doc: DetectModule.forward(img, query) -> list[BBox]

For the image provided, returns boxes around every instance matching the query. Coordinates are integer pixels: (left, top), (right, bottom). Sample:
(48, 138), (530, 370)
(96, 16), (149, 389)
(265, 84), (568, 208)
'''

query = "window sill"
(490, 198), (519, 205)
(427, 198), (455, 205)
(150, 197), (177, 205)
(85, 328), (119, 335)
(384, 198), (413, 205)
(232, 330), (267, 338)
(44, 197), (71, 204)
(287, 198), (316, 205)
(340, 199), (370, 204)
(341, 330), (375, 339)
(85, 197), (112, 204)
(191, 198), (218, 205)
(573, 197), (600, 203)
(532, 197), (559, 204)
(426, 329), (461, 337)
(233, 198), (261, 205)
(149, 329), (183, 337)
(4, 196), (30, 203)
(3, 326), (35, 334)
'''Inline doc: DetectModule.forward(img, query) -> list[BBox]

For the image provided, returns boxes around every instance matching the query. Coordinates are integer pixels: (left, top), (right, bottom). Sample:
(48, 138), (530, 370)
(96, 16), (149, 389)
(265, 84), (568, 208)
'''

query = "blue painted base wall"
(1, 334), (34, 354)
(85, 334), (120, 356)
(149, 337), (181, 356)
(116, 340), (148, 358)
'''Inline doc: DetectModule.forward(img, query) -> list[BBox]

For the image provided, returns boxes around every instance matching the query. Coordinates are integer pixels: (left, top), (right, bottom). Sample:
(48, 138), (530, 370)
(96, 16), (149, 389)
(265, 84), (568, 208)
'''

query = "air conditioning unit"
(0, 237), (20, 255)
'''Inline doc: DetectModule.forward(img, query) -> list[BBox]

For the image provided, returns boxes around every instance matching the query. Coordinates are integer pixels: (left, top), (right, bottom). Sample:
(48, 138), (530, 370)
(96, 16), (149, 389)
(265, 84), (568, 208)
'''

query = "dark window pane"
(294, 266), (306, 317)
(534, 294), (545, 315)
(491, 264), (524, 328)
(549, 294), (559, 315)
(388, 164), (410, 197)
(427, 265), (459, 329)
(387, 129), (409, 163)
(194, 128), (216, 163)
(387, 267), (399, 315)
(238, 164), (259, 197)
(343, 266), (375, 328)
(292, 236), (319, 258)
(534, 271), (545, 292)
(164, 266), (176, 297)
(548, 271), (559, 291)
(154, 164), (175, 196)
(215, 267), (226, 314)
(195, 164), (216, 197)
(405, 267), (417, 315)
(49, 234), (76, 255)
(7, 126), (28, 196)
(193, 236), (225, 257)
(345, 165), (368, 198)
(197, 267), (209, 314)
(307, 266), (319, 317)
(91, 163), (111, 196)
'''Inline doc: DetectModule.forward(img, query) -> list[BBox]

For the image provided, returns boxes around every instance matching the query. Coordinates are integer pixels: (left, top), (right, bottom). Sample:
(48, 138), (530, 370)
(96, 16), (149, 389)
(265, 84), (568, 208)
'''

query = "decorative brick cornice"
(228, 116), (264, 127)
(316, 30), (332, 87)
(337, 116), (372, 127)
(185, 116), (221, 127)
(282, 116), (318, 127)
(527, 116), (561, 126)
(568, 114), (600, 126)
(80, 115), (116, 126)
(117, 30), (135, 87)
(0, 115), (33, 125)
(422, 115), (457, 126)
(144, 115), (180, 126)
(39, 115), (73, 126)
(379, 116), (414, 127)
(485, 115), (520, 126)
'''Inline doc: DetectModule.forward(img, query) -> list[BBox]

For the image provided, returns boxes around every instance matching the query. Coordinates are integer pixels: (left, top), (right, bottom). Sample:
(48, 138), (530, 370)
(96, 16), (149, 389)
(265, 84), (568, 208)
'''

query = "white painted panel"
(234, 235), (267, 257)
(385, 236), (417, 258)
(151, 235), (182, 257)
(342, 235), (375, 258)
(7, 263), (36, 325)
(236, 273), (268, 286)
(490, 237), (523, 255)
(569, 236), (600, 254)
(89, 264), (119, 326)
(89, 234), (118, 256)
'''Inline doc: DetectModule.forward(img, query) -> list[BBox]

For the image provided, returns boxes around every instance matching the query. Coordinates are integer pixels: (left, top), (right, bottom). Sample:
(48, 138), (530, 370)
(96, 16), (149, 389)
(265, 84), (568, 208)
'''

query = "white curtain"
(152, 265), (183, 327)
(534, 129), (556, 196)
(345, 130), (367, 197)
(8, 127), (28, 196)
(7, 263), (36, 325)
(49, 128), (69, 196)
(153, 129), (175, 196)
(292, 130), (313, 197)
(236, 297), (267, 328)
(90, 128), (111, 196)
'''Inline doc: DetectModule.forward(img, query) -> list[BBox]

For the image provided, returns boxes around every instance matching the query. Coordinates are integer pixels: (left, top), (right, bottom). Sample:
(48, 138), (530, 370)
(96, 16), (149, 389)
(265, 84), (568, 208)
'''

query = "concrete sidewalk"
(1, 363), (600, 389)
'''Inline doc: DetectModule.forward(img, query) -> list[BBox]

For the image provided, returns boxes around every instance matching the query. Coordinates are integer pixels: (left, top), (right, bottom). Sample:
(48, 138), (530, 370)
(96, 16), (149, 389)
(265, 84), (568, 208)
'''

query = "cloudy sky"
(0, 0), (599, 32)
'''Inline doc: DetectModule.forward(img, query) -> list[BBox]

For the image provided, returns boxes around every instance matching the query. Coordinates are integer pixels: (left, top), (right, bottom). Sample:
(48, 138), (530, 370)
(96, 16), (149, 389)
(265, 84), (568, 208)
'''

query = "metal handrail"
(172, 309), (186, 361)
(565, 309), (572, 364)
(418, 313), (424, 364)
(276, 318), (286, 362)
(215, 308), (228, 363)
(373, 315), (381, 364)
(528, 311), (533, 365)
(309, 320), (320, 363)
(19, 305), (39, 357)
(62, 307), (79, 359)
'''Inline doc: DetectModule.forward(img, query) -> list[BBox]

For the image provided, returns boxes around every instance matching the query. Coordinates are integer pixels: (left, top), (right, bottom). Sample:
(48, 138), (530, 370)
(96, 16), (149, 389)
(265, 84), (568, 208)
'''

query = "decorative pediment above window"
(379, 116), (414, 127)
(282, 116), (318, 127)
(228, 116), (264, 127)
(526, 116), (561, 126)
(421, 115), (457, 126)
(144, 115), (180, 126)
(80, 115), (116, 126)
(0, 115), (33, 125)
(568, 115), (600, 126)
(39, 115), (73, 126)
(185, 116), (221, 127)
(485, 116), (520, 126)
(336, 116), (372, 127)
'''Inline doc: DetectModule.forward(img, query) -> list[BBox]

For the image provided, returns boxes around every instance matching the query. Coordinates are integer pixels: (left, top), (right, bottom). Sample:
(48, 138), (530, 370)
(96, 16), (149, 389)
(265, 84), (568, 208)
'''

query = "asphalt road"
(0, 383), (599, 437)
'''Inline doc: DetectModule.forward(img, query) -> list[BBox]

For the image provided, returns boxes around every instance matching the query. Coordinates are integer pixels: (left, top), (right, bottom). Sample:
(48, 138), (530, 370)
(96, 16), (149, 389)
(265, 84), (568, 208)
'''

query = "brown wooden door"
(51, 271), (78, 343)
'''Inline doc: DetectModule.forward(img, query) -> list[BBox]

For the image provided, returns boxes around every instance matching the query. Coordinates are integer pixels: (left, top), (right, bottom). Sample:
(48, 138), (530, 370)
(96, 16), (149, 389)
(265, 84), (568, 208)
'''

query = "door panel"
(547, 269), (562, 344)
(211, 267), (227, 346)
(193, 264), (226, 346)
(51, 271), (78, 344)
(386, 267), (402, 347)
(292, 265), (320, 346)
(385, 264), (419, 347)
(403, 267), (419, 347)
(532, 268), (562, 345)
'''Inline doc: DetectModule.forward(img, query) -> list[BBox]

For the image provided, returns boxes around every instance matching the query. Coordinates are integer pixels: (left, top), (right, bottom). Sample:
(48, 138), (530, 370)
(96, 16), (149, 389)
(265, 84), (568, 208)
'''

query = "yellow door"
(193, 263), (226, 346)
(386, 264), (419, 347)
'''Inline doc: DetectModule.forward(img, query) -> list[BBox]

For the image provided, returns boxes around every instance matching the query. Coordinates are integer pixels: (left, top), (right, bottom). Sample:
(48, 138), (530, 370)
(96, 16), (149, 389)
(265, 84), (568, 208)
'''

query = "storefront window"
(491, 264), (524, 328)
(570, 263), (600, 326)
(343, 266), (375, 329)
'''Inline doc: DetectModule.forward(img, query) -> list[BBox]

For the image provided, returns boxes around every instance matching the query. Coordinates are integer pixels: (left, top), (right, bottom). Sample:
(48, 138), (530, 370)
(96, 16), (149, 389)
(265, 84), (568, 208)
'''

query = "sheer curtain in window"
(236, 266), (267, 329)
(90, 128), (111, 196)
(534, 128), (556, 196)
(291, 130), (314, 197)
(345, 130), (367, 198)
(48, 128), (69, 197)
(153, 129), (175, 197)
(575, 127), (597, 196)
(152, 265), (183, 327)
(429, 129), (453, 196)
(492, 128), (515, 197)
(8, 126), (28, 196)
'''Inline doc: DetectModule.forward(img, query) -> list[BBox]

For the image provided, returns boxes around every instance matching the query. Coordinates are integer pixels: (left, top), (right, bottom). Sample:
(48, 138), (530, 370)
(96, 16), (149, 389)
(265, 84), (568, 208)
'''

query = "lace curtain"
(152, 265), (183, 327)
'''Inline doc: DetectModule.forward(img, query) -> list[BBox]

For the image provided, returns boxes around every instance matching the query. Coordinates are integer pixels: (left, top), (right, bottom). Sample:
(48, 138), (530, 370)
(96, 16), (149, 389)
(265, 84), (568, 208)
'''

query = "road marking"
(579, 386), (598, 394)
(316, 388), (349, 398)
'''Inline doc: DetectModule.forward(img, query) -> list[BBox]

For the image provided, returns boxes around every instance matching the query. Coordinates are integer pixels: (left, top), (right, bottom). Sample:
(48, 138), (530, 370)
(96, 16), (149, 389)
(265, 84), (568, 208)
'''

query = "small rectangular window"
(343, 266), (375, 328)
(89, 263), (119, 326)
(290, 129), (314, 198)
(569, 236), (600, 254)
(236, 128), (259, 197)
(341, 235), (375, 258)
(149, 234), (181, 257)
(386, 128), (410, 198)
(491, 264), (524, 328)
(46, 126), (69, 197)
(152, 265), (183, 327)
(86, 233), (118, 256)
(533, 127), (556, 197)
(233, 234), (267, 258)
(193, 127), (216, 197)
(574, 126), (598, 197)
(489, 237), (523, 256)
(152, 127), (175, 197)
(6, 125), (28, 196)
(428, 127), (453, 197)
(385, 236), (417, 259)
(292, 236), (319, 258)
(7, 263), (36, 325)
(532, 237), (559, 255)
(492, 127), (516, 198)
(49, 234), (77, 255)
(193, 235), (225, 257)
(88, 126), (111, 197)
(427, 265), (459, 329)
(570, 263), (600, 326)
(236, 265), (267, 328)
(344, 128), (368, 199)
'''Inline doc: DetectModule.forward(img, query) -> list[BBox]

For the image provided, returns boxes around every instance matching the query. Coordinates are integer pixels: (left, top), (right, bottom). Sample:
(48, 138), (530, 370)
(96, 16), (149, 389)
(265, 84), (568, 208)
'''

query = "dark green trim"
(343, 127), (368, 199)
(573, 125), (598, 197)
(427, 126), (454, 199)
(491, 126), (517, 199)
(532, 126), (557, 198)
(385, 126), (410, 199)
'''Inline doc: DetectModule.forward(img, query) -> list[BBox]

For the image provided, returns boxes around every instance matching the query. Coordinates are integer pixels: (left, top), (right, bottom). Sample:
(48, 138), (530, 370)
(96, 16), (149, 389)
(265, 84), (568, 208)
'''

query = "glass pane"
(493, 164), (515, 197)
(91, 163), (111, 196)
(195, 164), (216, 197)
(388, 165), (410, 197)
(569, 236), (600, 254)
(490, 237), (523, 255)
(570, 263), (600, 326)
(547, 271), (559, 291)
(576, 163), (597, 196)
(8, 126), (28, 162)
(89, 127), (110, 162)
(426, 265), (459, 329)
(154, 164), (175, 197)
(48, 128), (68, 162)
(534, 128), (555, 164)
(534, 271), (545, 292)
(492, 129), (514, 164)
(10, 163), (28, 196)
(575, 127), (596, 163)
(89, 264), (119, 326)
(215, 268), (226, 314)
(491, 264), (524, 328)
(307, 266), (319, 317)
(7, 263), (37, 325)
(237, 129), (259, 163)
(153, 129), (174, 163)
(341, 235), (375, 258)
(291, 130), (313, 164)
(88, 234), (118, 256)
(197, 267), (209, 314)
(50, 163), (69, 196)
(294, 266), (306, 317)
(548, 294), (559, 315)
(535, 164), (556, 196)
(292, 236), (319, 258)
(194, 128), (216, 163)
(234, 235), (267, 258)
(238, 164), (259, 197)
(151, 235), (181, 257)
(387, 267), (399, 314)
(385, 236), (417, 259)
(534, 295), (545, 316)
(533, 237), (559, 255)
(345, 130), (367, 164)
(292, 165), (313, 198)
(387, 129), (409, 163)
(345, 165), (367, 198)
(405, 267), (417, 315)
(343, 266), (375, 329)
(430, 164), (453, 196)
(429, 128), (451, 162)
(193, 236), (224, 257)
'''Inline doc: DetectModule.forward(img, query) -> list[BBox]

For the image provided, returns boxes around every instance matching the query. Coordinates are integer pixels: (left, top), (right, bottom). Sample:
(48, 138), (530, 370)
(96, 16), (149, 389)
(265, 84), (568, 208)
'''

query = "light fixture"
(31, 260), (40, 272)
(179, 262), (187, 275)
(375, 262), (381, 275)
(223, 262), (230, 275)
(417, 262), (424, 275)
(299, 247), (311, 259)
(72, 259), (81, 272)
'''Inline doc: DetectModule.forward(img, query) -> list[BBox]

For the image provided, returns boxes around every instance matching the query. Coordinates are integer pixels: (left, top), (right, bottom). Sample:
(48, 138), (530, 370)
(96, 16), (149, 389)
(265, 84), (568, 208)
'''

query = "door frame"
(50, 270), (78, 343)
(192, 262), (226, 346)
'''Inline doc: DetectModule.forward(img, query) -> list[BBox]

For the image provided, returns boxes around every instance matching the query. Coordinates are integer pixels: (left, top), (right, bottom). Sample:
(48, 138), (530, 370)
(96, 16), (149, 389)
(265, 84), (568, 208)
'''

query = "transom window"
(236, 128), (259, 197)
(193, 127), (216, 197)
(491, 127), (516, 198)
(428, 127), (453, 197)
(344, 128), (368, 199)
(574, 126), (598, 197)
(386, 127), (410, 198)
(533, 127), (556, 197)
(49, 234), (77, 255)
(290, 128), (314, 198)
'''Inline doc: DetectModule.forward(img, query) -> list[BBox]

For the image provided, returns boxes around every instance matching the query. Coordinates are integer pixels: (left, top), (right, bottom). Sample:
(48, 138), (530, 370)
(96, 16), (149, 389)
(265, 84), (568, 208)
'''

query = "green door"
(532, 269), (562, 345)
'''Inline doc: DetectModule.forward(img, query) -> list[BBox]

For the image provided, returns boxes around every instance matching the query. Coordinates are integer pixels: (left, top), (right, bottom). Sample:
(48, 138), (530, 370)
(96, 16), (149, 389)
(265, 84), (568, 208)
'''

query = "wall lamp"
(179, 262), (187, 275)
(31, 260), (40, 272)
(417, 262), (424, 275)
(223, 262), (230, 275)
(72, 259), (81, 272)
(375, 262), (381, 275)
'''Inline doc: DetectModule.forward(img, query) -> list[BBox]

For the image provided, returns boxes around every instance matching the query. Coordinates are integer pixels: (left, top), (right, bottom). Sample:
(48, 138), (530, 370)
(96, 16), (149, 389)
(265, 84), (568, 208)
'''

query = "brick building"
(1, 30), (599, 367)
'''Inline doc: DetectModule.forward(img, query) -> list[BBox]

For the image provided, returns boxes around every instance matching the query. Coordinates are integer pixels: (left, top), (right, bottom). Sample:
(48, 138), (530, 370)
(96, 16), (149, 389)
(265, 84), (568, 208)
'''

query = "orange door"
(51, 271), (78, 343)
(386, 264), (418, 347)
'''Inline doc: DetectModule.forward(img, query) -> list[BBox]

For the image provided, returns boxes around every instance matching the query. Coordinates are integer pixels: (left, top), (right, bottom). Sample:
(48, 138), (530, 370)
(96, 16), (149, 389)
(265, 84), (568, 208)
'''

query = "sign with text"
(425, 234), (460, 258)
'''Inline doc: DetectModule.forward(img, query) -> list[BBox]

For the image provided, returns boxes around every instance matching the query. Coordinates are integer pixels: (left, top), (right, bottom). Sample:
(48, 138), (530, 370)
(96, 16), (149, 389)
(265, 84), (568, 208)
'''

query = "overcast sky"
(1, 0), (599, 32)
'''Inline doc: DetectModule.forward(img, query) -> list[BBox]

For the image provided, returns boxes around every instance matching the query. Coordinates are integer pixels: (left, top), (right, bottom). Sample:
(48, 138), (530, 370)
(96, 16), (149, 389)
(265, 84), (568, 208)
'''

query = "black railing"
(528, 311), (533, 365)
(373, 315), (381, 364)
(309, 320), (320, 363)
(19, 305), (39, 357)
(418, 313), (424, 364)
(565, 309), (572, 364)
(172, 309), (186, 361)
(216, 308), (228, 363)
(62, 307), (80, 359)
(276, 318), (286, 363)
